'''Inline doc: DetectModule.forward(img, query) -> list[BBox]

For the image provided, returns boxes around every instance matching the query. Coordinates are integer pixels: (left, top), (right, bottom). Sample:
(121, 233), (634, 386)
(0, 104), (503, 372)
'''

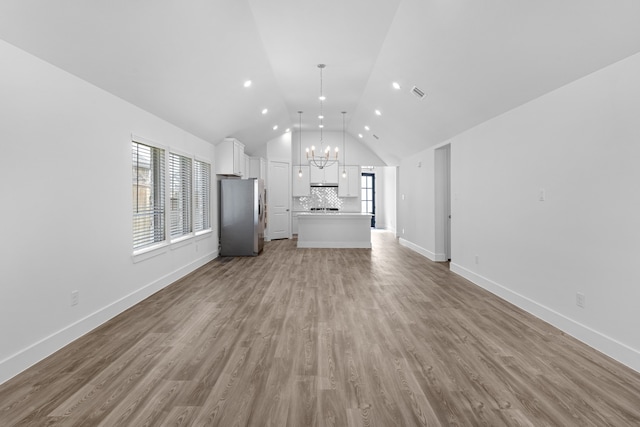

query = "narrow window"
(194, 160), (211, 232)
(132, 141), (166, 249)
(169, 153), (193, 238)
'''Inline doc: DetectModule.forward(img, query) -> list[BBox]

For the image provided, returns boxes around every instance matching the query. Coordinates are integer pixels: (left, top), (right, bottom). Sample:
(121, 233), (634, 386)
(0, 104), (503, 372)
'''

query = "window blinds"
(132, 142), (165, 249)
(169, 153), (193, 238)
(194, 160), (211, 232)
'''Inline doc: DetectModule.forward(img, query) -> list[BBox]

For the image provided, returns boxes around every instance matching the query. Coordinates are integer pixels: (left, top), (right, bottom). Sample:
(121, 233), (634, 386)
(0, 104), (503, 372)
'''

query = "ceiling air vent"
(373, 134), (380, 140)
(411, 85), (426, 99)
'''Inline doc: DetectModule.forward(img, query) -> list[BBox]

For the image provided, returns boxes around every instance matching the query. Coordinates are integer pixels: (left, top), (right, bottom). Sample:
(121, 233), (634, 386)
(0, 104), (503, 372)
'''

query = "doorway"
(434, 144), (451, 262)
(268, 161), (291, 240)
(361, 172), (375, 228)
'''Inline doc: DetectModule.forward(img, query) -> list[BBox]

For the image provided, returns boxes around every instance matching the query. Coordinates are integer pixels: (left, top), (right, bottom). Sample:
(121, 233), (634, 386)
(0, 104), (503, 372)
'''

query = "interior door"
(268, 161), (291, 240)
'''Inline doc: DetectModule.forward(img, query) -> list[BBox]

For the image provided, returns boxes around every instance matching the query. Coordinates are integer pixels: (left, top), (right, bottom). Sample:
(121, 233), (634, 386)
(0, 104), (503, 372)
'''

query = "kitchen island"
(297, 212), (373, 248)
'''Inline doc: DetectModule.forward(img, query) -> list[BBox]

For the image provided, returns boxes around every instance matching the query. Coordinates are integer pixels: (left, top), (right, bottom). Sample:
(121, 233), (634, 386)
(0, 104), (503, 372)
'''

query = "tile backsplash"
(293, 187), (360, 212)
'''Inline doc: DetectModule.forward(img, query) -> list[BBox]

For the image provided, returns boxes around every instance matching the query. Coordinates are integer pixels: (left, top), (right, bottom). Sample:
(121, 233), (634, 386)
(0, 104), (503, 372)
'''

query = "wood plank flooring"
(2, 231), (640, 426)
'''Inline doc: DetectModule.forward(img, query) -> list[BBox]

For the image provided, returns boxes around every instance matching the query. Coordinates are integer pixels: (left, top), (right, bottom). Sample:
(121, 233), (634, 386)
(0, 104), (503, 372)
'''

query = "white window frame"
(131, 135), (212, 262)
(169, 149), (193, 242)
(193, 157), (212, 236)
(132, 135), (169, 258)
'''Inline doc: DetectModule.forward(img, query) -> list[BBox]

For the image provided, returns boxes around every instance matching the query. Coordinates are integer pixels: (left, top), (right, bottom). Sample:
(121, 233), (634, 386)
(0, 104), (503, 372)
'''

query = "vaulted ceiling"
(2, 1), (640, 165)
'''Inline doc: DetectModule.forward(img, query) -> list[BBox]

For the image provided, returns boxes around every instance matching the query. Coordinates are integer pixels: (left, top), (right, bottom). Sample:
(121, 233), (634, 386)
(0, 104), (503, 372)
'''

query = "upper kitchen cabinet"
(243, 154), (250, 179)
(309, 162), (339, 185)
(293, 165), (310, 197)
(324, 162), (339, 184)
(215, 138), (245, 176)
(338, 165), (360, 197)
(248, 157), (266, 181)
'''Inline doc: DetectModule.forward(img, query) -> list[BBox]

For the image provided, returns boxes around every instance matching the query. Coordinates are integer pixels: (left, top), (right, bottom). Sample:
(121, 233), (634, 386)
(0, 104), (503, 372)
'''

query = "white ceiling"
(1, 0), (640, 165)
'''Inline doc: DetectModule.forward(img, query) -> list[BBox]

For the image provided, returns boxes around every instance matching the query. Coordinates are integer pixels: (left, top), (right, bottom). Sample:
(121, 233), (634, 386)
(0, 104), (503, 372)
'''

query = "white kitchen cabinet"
(215, 138), (245, 176)
(242, 154), (250, 179)
(292, 165), (310, 197)
(309, 163), (323, 184)
(324, 162), (339, 184)
(292, 212), (301, 234)
(338, 165), (360, 197)
(309, 161), (339, 184)
(249, 157), (266, 181)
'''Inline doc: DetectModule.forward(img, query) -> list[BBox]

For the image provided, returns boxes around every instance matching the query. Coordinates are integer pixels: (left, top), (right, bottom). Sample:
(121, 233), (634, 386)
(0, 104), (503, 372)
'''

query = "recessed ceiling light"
(358, 133), (363, 138)
(375, 109), (382, 116)
(319, 96), (326, 101)
(244, 80), (252, 88)
(262, 108), (268, 115)
(273, 125), (278, 130)
(319, 124), (324, 128)
(364, 126), (370, 131)
(318, 115), (324, 119)
(392, 82), (401, 90)
(285, 128), (291, 133)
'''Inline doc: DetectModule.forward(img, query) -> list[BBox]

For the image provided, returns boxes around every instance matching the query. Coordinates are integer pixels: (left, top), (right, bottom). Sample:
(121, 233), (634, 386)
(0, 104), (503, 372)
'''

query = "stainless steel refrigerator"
(219, 178), (265, 256)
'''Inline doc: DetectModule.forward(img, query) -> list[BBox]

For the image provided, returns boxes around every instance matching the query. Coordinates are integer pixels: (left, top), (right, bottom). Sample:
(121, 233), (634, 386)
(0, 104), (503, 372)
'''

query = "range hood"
(310, 182), (338, 187)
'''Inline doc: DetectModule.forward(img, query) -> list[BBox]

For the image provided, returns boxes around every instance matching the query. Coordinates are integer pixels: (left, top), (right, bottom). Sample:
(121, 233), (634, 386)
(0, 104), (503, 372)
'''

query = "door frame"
(434, 144), (451, 262)
(267, 160), (291, 240)
(361, 172), (376, 228)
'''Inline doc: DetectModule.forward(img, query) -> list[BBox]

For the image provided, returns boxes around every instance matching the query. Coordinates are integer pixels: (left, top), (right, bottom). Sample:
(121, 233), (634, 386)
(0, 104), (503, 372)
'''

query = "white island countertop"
(297, 212), (372, 248)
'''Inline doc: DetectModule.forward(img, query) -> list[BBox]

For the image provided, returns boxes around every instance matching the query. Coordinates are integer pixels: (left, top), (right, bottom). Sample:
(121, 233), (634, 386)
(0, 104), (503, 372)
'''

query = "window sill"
(170, 235), (194, 250)
(132, 230), (214, 263)
(195, 229), (213, 239)
(132, 242), (169, 263)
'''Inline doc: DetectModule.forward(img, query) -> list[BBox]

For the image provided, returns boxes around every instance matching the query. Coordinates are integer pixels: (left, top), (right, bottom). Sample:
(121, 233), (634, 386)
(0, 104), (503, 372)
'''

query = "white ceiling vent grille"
(373, 134), (380, 140)
(411, 85), (426, 99)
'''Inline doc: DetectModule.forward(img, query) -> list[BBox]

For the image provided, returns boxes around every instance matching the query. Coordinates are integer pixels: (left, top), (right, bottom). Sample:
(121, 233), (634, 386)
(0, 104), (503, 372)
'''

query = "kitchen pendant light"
(305, 64), (338, 170)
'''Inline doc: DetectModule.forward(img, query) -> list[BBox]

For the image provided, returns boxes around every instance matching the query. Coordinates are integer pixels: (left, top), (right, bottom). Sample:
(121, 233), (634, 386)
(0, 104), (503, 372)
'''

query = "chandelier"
(305, 64), (338, 169)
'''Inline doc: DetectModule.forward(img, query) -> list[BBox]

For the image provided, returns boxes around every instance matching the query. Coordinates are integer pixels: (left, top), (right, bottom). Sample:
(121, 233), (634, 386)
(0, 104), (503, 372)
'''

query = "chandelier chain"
(304, 64), (341, 171)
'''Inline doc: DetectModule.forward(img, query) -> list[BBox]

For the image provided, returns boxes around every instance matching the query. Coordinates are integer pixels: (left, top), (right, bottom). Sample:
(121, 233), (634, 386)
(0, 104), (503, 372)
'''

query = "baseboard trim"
(297, 241), (371, 249)
(450, 262), (640, 374)
(0, 250), (218, 385)
(399, 238), (438, 261)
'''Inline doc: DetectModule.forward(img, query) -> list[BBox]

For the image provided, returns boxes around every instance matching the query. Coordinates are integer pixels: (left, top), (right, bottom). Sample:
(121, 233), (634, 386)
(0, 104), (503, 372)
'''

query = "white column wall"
(0, 40), (218, 384)
(373, 166), (397, 232)
(398, 150), (437, 259)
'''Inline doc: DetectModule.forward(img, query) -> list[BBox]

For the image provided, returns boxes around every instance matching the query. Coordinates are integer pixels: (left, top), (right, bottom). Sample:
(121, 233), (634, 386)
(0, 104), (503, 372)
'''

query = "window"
(132, 141), (165, 250)
(194, 160), (211, 232)
(169, 152), (192, 239)
(132, 136), (211, 253)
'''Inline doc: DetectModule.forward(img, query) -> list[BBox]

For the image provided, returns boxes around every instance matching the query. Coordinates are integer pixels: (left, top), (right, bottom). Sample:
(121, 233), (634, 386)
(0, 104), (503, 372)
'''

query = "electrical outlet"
(71, 290), (79, 306)
(539, 188), (546, 201)
(402, 228), (405, 235)
(576, 292), (585, 308)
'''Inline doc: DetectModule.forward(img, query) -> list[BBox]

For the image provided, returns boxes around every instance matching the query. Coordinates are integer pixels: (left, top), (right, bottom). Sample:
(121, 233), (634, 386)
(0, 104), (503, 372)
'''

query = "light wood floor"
(2, 231), (640, 426)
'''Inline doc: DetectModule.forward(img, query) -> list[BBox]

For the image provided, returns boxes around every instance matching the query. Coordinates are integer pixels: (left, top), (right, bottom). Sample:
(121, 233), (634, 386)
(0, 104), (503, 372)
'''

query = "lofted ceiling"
(1, 1), (640, 165)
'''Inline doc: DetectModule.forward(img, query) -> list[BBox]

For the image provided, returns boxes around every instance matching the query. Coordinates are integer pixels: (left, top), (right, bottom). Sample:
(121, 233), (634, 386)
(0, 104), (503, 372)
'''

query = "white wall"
(266, 132), (292, 164)
(398, 150), (437, 259)
(0, 40), (218, 384)
(397, 51), (640, 372)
